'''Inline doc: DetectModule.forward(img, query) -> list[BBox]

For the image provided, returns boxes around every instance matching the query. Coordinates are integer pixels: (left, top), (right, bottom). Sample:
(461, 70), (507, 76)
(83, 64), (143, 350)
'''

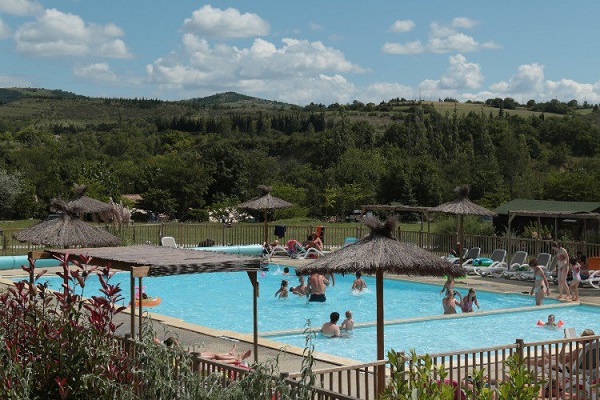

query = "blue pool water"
(26, 265), (597, 361)
(271, 305), (600, 361)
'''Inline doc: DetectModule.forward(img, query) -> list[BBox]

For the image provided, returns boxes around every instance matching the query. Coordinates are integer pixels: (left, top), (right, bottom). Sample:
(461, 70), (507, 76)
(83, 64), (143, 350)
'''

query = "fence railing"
(3, 222), (600, 259)
(116, 334), (599, 400)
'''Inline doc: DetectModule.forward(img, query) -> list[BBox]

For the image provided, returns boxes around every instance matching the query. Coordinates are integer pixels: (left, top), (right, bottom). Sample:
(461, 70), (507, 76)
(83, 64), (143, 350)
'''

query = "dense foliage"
(1, 90), (599, 221)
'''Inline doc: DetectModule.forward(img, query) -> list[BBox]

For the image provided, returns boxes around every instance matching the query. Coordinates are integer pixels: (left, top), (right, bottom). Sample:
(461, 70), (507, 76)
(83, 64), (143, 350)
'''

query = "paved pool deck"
(1, 254), (598, 374)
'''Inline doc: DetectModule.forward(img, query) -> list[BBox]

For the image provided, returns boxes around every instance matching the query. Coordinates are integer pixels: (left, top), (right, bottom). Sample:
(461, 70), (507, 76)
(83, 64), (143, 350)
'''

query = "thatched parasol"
(237, 185), (293, 244)
(294, 216), (463, 395)
(12, 199), (121, 248)
(68, 183), (113, 215)
(430, 185), (497, 267)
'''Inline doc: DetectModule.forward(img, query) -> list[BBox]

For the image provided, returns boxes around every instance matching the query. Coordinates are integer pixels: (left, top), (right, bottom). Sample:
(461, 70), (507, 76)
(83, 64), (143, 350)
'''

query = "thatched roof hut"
(238, 185), (293, 244)
(68, 183), (113, 215)
(295, 216), (462, 395)
(430, 185), (497, 266)
(12, 199), (121, 248)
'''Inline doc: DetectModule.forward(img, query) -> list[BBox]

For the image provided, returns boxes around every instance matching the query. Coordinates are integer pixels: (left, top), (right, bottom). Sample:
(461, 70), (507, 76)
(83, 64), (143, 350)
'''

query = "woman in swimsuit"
(552, 241), (571, 299)
(529, 259), (550, 306)
(569, 257), (581, 301)
(460, 288), (480, 312)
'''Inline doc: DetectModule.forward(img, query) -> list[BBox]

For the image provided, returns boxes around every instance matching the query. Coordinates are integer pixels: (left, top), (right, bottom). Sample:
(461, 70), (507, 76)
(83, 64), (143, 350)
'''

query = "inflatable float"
(131, 296), (162, 307)
(537, 319), (564, 329)
(191, 244), (264, 256)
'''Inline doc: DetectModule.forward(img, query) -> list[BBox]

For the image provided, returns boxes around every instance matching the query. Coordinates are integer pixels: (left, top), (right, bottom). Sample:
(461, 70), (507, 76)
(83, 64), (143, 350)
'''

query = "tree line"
(0, 101), (599, 222)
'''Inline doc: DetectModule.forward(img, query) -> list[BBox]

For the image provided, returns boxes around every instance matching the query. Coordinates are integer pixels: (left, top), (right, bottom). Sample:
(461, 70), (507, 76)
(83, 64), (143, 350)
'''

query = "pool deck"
(1, 254), (599, 375)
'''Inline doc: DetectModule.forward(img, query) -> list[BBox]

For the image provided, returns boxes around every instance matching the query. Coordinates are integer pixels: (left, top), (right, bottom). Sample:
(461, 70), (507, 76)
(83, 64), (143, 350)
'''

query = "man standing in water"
(307, 272), (329, 302)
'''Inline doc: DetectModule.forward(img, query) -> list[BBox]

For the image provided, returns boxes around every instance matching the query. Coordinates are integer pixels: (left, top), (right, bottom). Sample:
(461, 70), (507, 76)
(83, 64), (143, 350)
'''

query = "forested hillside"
(0, 87), (599, 222)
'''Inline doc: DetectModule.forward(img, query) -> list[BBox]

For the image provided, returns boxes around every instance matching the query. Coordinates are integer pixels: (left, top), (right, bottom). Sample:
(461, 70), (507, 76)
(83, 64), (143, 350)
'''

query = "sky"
(1, 0), (599, 106)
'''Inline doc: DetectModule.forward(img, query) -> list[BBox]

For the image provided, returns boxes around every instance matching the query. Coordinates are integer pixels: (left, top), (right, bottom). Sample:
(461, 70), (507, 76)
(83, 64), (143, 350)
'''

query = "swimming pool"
(28, 265), (596, 361)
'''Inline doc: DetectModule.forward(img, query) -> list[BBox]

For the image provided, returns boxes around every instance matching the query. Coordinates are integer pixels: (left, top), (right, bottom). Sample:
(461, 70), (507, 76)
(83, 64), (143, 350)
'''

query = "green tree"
(0, 169), (23, 219)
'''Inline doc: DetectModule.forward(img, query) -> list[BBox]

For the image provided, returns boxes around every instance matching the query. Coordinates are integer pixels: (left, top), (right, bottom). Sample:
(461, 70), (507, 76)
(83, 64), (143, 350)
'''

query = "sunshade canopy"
(430, 185), (497, 217)
(43, 245), (265, 276)
(238, 185), (293, 211)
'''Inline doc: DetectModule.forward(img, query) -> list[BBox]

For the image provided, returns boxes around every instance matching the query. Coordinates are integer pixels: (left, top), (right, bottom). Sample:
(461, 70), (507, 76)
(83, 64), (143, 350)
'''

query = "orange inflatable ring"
(131, 296), (162, 307)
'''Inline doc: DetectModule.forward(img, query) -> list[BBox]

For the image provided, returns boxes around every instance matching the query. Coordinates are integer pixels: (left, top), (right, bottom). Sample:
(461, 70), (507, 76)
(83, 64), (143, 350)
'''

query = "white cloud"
(439, 54), (483, 89)
(14, 8), (132, 58)
(182, 5), (269, 38)
(489, 63), (545, 95)
(0, 0), (43, 16)
(0, 17), (11, 39)
(382, 40), (423, 55)
(383, 18), (496, 55)
(545, 79), (600, 103)
(364, 82), (415, 102)
(416, 54), (483, 99)
(0, 73), (31, 87)
(73, 63), (117, 82)
(388, 19), (415, 33)
(147, 35), (364, 104)
(451, 17), (478, 29)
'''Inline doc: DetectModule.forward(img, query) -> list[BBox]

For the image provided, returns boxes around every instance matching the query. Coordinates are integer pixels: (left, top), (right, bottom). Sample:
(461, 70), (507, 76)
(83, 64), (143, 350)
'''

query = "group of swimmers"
(274, 269), (367, 302)
(321, 310), (355, 337)
(440, 276), (480, 314)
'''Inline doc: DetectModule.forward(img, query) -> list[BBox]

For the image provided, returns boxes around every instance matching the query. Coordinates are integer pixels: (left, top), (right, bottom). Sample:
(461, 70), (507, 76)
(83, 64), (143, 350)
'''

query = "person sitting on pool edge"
(307, 272), (329, 302)
(321, 312), (347, 337)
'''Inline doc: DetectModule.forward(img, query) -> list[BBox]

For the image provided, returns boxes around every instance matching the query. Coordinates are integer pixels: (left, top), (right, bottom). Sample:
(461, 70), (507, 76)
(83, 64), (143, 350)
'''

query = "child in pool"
(340, 310), (355, 331)
(274, 279), (289, 298)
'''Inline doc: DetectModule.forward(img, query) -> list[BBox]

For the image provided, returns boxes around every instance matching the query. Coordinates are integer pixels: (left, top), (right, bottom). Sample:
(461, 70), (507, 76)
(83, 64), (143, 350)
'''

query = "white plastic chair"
(161, 236), (178, 248)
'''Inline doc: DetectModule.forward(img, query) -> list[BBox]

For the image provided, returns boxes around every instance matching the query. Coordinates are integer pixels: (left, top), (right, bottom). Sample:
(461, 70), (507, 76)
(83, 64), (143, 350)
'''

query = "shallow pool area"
(26, 264), (596, 362)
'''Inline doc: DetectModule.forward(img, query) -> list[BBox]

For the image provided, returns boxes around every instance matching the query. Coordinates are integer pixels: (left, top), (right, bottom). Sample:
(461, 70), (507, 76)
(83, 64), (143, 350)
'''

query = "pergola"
(33, 245), (266, 363)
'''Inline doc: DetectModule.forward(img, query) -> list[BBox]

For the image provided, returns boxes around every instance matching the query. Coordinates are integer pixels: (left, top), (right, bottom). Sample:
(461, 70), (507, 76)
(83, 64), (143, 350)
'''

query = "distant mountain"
(0, 87), (81, 104)
(184, 91), (299, 110)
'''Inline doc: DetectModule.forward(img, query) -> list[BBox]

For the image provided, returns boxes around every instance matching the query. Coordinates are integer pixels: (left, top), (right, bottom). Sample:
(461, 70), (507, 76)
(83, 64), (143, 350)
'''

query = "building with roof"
(493, 199), (600, 241)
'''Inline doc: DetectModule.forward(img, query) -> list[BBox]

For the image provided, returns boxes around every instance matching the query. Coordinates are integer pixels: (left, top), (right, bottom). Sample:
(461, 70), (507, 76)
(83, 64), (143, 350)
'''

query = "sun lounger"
(161, 236), (179, 248)
(477, 250), (527, 278)
(466, 249), (506, 275)
(517, 252), (552, 281)
(581, 256), (600, 289)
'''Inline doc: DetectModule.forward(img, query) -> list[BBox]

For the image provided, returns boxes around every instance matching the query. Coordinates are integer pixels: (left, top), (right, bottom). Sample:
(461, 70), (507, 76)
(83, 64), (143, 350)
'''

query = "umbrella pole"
(130, 272), (135, 339)
(263, 210), (268, 246)
(458, 215), (465, 269)
(376, 269), (385, 396)
(247, 271), (259, 364)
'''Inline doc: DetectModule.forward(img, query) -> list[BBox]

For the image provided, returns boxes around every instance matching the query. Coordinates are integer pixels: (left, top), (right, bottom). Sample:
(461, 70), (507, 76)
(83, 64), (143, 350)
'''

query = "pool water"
(271, 305), (600, 361)
(28, 264), (596, 361)
(33, 264), (557, 333)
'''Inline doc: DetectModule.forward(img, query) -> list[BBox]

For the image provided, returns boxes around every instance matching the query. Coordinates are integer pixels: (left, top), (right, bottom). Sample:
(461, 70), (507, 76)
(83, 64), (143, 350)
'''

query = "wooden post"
(247, 270), (259, 364)
(131, 266), (150, 340)
(130, 272), (135, 339)
(376, 268), (385, 396)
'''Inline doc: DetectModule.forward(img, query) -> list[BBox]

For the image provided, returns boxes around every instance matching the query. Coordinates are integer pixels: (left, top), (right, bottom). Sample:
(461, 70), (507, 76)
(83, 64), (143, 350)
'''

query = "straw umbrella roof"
(238, 185), (293, 244)
(238, 185), (293, 210)
(44, 245), (264, 277)
(295, 216), (463, 277)
(429, 185), (497, 217)
(295, 216), (462, 395)
(12, 199), (121, 248)
(68, 184), (113, 214)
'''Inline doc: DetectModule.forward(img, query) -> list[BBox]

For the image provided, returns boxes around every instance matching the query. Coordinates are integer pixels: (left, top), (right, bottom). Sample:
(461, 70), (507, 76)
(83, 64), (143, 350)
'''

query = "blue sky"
(1, 0), (599, 105)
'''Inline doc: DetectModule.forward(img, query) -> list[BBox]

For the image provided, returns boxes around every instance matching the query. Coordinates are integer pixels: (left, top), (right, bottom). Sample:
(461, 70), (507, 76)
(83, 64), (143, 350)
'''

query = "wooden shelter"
(430, 185), (497, 266)
(13, 199), (121, 248)
(294, 216), (463, 396)
(34, 245), (266, 363)
(238, 185), (293, 245)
